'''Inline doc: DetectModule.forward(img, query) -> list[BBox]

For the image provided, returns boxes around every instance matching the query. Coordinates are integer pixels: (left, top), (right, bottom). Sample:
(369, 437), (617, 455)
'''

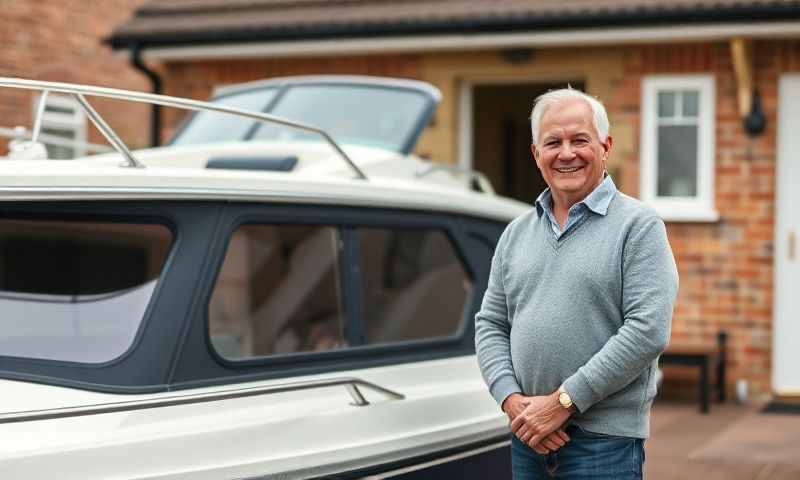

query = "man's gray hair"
(530, 88), (610, 144)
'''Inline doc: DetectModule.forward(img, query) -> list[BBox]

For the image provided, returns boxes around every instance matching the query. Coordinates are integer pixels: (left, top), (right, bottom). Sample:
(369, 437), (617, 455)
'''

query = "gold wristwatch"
(558, 386), (574, 410)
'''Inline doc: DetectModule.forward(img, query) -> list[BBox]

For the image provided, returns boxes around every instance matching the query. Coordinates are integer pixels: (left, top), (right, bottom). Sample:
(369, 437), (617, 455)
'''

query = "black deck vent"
(206, 156), (298, 172)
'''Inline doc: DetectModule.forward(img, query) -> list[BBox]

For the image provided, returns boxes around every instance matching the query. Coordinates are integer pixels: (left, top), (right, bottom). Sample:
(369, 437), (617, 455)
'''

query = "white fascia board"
(137, 21), (800, 61)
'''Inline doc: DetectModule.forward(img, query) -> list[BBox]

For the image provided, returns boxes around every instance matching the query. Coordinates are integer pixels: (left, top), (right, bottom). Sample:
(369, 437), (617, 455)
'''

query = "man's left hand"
(510, 390), (572, 449)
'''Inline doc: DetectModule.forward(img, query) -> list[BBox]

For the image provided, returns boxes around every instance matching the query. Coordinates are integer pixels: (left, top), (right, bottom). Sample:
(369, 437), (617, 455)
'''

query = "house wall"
(619, 41), (778, 397)
(627, 40), (800, 396)
(159, 39), (800, 397)
(0, 0), (150, 151)
(416, 44), (778, 397)
(415, 48), (631, 182)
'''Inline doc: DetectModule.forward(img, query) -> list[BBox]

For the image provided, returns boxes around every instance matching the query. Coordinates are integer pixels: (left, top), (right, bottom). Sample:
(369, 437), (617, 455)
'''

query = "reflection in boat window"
(208, 224), (472, 361)
(358, 229), (471, 344)
(0, 220), (172, 363)
(209, 224), (346, 360)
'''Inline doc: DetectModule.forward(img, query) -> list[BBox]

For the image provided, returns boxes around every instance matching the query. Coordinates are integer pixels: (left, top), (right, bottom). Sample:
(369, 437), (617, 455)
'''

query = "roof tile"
(109, 0), (800, 47)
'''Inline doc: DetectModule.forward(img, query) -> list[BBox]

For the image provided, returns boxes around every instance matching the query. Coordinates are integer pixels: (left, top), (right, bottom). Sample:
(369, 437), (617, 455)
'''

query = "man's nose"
(557, 141), (576, 159)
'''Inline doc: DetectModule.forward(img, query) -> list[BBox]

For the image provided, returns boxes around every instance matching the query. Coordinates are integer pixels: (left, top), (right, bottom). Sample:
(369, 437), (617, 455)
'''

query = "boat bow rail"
(0, 77), (504, 196)
(0, 77), (366, 178)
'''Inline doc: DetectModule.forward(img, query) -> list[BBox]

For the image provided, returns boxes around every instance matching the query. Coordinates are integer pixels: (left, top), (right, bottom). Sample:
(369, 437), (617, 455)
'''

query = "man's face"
(531, 98), (612, 203)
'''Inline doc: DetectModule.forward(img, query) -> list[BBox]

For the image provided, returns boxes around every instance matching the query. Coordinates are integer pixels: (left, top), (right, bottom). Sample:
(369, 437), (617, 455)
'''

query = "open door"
(471, 82), (584, 204)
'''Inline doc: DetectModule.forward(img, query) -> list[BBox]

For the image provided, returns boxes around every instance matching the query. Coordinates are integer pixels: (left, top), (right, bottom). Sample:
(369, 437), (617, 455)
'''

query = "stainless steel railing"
(0, 376), (403, 425)
(0, 77), (367, 179)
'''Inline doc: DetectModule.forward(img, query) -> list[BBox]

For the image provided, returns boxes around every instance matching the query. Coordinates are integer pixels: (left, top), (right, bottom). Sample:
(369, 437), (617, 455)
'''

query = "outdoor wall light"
(744, 88), (766, 137)
(502, 48), (534, 64)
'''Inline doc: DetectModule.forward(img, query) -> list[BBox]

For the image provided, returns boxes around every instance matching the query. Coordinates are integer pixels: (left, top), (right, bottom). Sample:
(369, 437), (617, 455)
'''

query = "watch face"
(559, 392), (572, 407)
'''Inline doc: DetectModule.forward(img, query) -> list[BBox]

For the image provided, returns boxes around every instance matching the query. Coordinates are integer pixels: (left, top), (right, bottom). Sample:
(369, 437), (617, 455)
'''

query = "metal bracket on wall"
(730, 37), (753, 118)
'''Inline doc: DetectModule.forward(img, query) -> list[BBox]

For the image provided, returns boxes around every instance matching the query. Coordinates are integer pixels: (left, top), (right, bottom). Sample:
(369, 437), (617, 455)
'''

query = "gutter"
(130, 45), (162, 147)
(121, 21), (800, 62)
(107, 4), (800, 52)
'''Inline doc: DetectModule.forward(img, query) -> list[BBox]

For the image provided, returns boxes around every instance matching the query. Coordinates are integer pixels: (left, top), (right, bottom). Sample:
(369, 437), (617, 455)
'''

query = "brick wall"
(1, 0), (149, 151)
(611, 41), (796, 397)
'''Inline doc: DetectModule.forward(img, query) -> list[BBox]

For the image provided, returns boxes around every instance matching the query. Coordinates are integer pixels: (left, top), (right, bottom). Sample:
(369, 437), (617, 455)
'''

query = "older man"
(475, 88), (678, 479)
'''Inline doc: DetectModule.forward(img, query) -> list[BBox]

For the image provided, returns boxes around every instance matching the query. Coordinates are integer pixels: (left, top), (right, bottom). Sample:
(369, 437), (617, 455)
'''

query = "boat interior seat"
(366, 263), (466, 343)
(237, 226), (342, 357)
(362, 231), (468, 344)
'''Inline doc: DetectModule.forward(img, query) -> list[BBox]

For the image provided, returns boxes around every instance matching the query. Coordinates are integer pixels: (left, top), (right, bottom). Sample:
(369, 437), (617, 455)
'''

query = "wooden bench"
(659, 332), (727, 414)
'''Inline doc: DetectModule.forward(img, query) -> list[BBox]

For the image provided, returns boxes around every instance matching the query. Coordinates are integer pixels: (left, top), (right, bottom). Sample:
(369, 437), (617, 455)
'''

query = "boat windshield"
(170, 82), (434, 153)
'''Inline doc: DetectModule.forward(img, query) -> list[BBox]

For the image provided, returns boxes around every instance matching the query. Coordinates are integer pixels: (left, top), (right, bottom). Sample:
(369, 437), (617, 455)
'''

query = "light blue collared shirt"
(534, 175), (617, 239)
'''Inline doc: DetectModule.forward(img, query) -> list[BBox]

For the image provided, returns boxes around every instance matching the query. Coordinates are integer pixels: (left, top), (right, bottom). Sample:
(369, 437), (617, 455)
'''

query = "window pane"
(657, 125), (698, 197)
(658, 91), (676, 118)
(209, 224), (346, 360)
(682, 90), (699, 117)
(170, 88), (277, 146)
(358, 228), (471, 344)
(0, 220), (172, 363)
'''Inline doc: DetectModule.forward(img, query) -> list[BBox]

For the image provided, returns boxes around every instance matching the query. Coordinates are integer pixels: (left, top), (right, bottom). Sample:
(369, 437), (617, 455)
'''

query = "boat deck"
(646, 400), (800, 479)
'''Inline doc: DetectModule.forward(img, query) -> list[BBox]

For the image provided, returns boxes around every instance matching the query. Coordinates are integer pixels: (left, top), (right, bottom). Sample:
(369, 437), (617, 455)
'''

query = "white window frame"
(32, 93), (88, 159)
(640, 75), (719, 222)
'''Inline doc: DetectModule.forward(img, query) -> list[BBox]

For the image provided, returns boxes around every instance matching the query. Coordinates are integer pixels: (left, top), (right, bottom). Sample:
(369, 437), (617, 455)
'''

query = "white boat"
(0, 76), (528, 479)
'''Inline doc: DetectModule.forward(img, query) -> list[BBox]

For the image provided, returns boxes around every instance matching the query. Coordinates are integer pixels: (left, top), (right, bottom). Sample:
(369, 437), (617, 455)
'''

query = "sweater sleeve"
(562, 215), (678, 413)
(475, 225), (522, 407)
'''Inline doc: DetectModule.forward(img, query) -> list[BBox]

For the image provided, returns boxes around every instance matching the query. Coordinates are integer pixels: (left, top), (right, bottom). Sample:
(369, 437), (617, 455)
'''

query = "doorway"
(468, 81), (584, 204)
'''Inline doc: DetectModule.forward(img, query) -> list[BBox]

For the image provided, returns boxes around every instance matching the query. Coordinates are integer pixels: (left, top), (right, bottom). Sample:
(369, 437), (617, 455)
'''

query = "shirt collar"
(535, 174), (617, 217)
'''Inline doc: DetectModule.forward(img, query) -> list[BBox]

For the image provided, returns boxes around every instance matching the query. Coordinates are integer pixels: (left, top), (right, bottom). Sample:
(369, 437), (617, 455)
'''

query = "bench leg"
(717, 357), (726, 403)
(700, 359), (710, 414)
(717, 332), (727, 403)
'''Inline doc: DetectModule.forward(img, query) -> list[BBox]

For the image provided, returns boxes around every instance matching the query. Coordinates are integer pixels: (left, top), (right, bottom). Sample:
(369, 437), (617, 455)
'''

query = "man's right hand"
(502, 393), (570, 454)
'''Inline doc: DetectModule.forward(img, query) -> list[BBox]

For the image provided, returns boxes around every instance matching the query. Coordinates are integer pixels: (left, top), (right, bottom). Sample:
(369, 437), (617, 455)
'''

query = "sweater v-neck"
(544, 212), (593, 251)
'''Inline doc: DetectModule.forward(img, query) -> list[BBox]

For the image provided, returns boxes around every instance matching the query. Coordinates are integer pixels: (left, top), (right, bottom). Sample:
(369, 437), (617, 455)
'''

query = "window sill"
(650, 204), (720, 223)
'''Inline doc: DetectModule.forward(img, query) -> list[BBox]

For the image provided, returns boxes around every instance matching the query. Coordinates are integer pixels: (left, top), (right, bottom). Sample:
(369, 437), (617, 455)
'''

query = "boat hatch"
(206, 155), (298, 171)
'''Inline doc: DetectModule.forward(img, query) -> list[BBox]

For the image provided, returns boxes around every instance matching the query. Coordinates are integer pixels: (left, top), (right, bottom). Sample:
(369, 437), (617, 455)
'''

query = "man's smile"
(554, 166), (584, 173)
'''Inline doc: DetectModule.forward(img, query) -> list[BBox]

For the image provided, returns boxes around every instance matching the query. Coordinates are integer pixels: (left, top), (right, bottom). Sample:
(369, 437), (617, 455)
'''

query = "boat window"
(209, 224), (346, 360)
(250, 85), (429, 152)
(170, 88), (278, 146)
(0, 219), (172, 363)
(357, 228), (472, 344)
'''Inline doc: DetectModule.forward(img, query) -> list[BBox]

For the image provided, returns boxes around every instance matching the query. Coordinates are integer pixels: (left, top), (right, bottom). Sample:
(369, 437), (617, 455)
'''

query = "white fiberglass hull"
(0, 356), (509, 479)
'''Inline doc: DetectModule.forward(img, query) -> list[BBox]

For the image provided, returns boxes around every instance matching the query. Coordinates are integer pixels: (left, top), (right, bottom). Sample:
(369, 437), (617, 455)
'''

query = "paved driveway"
(647, 401), (800, 479)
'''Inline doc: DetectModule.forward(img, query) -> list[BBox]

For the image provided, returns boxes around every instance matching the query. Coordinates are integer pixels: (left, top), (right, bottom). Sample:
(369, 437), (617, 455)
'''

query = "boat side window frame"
(169, 203), (493, 389)
(0, 208), (177, 365)
(0, 201), (224, 394)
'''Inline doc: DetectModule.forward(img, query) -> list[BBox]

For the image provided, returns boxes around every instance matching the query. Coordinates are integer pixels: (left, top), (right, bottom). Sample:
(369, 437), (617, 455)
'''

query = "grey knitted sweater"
(475, 191), (678, 438)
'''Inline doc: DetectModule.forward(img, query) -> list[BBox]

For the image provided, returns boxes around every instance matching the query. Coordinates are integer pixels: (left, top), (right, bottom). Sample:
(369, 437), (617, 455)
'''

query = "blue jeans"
(510, 424), (645, 479)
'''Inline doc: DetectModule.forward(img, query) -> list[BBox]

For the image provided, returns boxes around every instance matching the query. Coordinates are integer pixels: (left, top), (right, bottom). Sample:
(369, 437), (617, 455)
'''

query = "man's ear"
(531, 144), (541, 167)
(602, 135), (613, 160)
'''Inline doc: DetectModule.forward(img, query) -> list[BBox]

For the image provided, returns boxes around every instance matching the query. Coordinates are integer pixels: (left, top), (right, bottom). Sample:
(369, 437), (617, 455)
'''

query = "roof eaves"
(107, 4), (800, 50)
